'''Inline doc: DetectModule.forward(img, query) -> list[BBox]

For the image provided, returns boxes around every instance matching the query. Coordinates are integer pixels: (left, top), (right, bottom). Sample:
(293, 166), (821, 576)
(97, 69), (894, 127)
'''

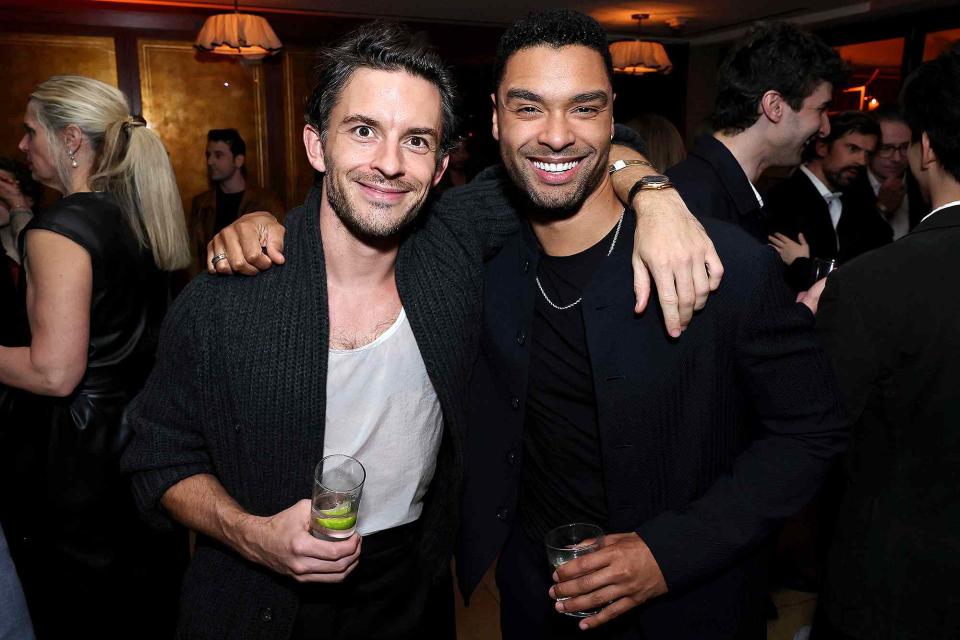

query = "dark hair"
(207, 128), (246, 158)
(870, 104), (907, 127)
(304, 21), (460, 159)
(493, 9), (614, 92)
(0, 156), (43, 212)
(713, 22), (847, 133)
(901, 46), (960, 182)
(803, 110), (880, 162)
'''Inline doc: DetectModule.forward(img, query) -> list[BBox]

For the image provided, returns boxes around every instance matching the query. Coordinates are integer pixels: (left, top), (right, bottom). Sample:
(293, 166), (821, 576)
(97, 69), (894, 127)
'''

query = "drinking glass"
(310, 454), (365, 541)
(544, 523), (605, 618)
(811, 257), (837, 282)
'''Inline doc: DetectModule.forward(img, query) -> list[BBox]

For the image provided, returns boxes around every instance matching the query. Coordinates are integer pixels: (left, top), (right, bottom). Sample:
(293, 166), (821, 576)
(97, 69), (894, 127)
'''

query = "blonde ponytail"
(29, 76), (190, 271)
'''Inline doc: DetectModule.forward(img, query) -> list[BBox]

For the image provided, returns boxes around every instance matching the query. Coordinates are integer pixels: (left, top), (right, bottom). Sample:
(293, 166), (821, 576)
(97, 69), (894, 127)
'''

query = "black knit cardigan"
(122, 185), (518, 639)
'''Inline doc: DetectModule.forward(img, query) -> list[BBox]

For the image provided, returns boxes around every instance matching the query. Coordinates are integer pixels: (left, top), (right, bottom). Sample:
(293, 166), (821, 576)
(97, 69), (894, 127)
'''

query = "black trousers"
(292, 521), (455, 640)
(495, 520), (642, 640)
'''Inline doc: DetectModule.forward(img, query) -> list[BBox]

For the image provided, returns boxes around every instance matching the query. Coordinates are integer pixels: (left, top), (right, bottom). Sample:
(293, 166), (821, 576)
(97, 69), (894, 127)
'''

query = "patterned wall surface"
(0, 33), (118, 168)
(138, 39), (269, 214)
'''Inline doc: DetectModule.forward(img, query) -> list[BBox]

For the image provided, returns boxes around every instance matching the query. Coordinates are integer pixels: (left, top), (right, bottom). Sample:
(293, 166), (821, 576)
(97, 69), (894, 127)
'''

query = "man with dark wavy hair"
(124, 22), (486, 639)
(812, 46), (960, 640)
(668, 22), (847, 242)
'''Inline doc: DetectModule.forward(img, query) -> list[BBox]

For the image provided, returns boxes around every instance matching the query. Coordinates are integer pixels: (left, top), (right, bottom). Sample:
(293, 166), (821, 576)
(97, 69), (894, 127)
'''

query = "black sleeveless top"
(21, 192), (167, 383)
(12, 191), (170, 569)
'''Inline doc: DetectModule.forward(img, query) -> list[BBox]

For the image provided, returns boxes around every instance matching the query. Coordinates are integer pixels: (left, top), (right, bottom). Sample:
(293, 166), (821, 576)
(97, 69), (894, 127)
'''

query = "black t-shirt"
(518, 217), (622, 542)
(214, 188), (244, 235)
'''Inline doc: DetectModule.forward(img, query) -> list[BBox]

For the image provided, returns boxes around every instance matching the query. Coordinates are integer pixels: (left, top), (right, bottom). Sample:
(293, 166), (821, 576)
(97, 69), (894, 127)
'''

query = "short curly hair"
(713, 22), (847, 134)
(493, 9), (613, 92)
(901, 45), (960, 183)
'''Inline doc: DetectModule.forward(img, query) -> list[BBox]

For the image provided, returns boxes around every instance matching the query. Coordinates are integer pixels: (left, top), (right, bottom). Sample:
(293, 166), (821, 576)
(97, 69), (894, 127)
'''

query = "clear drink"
(310, 496), (358, 540)
(544, 523), (605, 618)
(310, 454), (365, 541)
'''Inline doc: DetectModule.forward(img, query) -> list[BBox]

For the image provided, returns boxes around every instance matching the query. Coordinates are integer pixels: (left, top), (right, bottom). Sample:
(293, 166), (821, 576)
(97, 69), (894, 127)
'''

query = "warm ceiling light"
(610, 13), (673, 75)
(610, 40), (673, 74)
(195, 0), (282, 62)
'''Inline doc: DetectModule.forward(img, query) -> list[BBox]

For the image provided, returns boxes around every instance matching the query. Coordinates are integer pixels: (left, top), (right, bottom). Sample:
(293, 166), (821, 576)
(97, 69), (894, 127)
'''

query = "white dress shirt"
(799, 165), (844, 244)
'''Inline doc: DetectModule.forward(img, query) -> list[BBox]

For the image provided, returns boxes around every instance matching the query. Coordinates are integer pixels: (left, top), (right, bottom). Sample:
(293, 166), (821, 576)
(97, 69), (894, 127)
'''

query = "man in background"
(186, 128), (284, 277)
(666, 22), (846, 244)
(766, 111), (892, 290)
(812, 46), (960, 640)
(862, 106), (926, 239)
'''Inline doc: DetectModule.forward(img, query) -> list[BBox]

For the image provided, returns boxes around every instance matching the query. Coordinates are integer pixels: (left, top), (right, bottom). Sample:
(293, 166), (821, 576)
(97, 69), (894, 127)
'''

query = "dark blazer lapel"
(792, 170), (839, 255)
(480, 228), (537, 408)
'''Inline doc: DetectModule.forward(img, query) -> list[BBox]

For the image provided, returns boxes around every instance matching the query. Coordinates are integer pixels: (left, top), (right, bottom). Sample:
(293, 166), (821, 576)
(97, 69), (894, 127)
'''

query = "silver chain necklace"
(535, 209), (625, 311)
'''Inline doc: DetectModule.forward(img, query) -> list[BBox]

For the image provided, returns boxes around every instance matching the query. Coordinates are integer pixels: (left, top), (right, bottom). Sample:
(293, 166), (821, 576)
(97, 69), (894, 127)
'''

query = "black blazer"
(458, 213), (848, 639)
(667, 135), (767, 242)
(815, 204), (960, 640)
(766, 169), (892, 290)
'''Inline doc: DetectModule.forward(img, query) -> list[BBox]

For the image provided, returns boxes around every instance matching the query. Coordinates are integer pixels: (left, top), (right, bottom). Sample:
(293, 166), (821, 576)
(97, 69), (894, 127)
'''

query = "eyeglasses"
(876, 143), (910, 158)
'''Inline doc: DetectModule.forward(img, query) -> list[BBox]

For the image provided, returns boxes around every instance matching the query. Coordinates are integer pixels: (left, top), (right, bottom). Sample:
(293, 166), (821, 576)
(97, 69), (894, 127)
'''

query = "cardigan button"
(510, 396), (520, 410)
(259, 607), (273, 622)
(516, 330), (525, 345)
(496, 506), (509, 521)
(506, 450), (519, 466)
(234, 423), (241, 433)
(523, 258), (530, 273)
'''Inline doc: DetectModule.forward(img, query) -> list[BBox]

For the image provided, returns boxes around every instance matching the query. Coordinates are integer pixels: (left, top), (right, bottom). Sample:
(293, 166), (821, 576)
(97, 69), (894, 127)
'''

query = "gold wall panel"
(283, 47), (320, 208)
(138, 39), (269, 214)
(0, 33), (117, 164)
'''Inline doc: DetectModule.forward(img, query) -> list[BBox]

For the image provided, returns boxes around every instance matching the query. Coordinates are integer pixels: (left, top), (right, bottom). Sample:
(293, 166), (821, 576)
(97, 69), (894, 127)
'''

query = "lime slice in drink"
(315, 513), (357, 531)
(319, 501), (352, 517)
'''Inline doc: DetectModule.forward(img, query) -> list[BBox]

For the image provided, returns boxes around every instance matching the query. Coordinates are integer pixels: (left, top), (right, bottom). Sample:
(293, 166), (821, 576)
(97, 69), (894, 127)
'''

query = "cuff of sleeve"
(637, 514), (706, 592)
(131, 463), (214, 531)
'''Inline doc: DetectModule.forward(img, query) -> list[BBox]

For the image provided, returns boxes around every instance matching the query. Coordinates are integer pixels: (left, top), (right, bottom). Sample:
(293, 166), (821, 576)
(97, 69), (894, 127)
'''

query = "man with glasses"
(863, 106), (927, 239)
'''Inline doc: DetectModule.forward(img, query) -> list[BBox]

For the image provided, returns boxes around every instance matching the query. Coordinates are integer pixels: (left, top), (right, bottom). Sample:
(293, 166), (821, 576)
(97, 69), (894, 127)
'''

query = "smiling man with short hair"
(456, 11), (847, 640)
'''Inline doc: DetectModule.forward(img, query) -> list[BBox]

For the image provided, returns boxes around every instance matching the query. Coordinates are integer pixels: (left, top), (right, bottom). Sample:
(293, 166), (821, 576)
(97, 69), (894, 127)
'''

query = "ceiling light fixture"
(609, 13), (673, 75)
(195, 0), (283, 62)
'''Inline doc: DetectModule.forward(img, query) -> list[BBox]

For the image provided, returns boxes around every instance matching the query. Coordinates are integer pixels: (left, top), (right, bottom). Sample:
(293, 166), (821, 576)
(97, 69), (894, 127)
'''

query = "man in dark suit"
(810, 47), (960, 640)
(458, 14), (847, 639)
(766, 112), (892, 290)
(667, 23), (846, 242)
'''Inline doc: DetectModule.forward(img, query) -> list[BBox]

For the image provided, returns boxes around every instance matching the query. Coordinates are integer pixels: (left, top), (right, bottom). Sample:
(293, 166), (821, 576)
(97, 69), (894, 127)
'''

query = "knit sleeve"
(433, 166), (522, 261)
(637, 247), (848, 590)
(121, 277), (215, 531)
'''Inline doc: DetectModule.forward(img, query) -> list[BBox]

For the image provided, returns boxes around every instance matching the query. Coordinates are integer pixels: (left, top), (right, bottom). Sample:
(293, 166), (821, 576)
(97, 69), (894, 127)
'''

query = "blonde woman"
(0, 76), (189, 638)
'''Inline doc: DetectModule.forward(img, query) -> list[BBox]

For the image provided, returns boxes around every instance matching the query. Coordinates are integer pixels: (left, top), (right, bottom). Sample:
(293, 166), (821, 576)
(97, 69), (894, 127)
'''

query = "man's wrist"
(628, 176), (676, 208)
(220, 502), (263, 562)
(610, 163), (659, 203)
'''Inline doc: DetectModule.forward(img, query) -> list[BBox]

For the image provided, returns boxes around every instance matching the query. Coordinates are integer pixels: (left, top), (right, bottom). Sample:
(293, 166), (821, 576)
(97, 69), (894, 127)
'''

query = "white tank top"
(323, 308), (443, 535)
